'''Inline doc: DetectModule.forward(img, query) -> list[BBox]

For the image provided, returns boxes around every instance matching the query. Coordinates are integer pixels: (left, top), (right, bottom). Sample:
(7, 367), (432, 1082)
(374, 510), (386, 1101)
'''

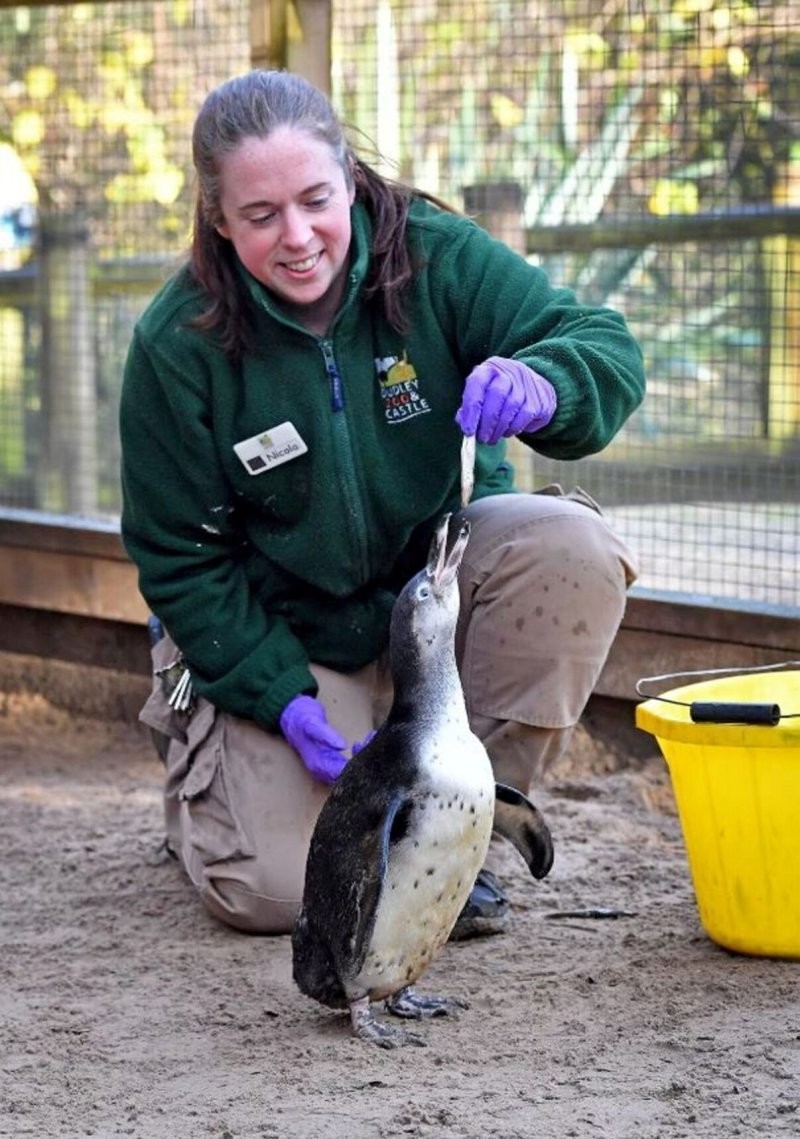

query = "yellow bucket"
(636, 669), (800, 958)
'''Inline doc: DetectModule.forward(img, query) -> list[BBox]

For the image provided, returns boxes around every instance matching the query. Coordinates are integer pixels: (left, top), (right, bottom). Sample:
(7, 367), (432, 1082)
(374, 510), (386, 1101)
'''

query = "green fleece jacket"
(120, 197), (644, 729)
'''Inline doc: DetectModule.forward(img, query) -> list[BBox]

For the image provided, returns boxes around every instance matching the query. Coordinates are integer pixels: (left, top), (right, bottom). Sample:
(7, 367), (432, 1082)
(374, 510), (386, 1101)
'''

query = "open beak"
(426, 513), (471, 594)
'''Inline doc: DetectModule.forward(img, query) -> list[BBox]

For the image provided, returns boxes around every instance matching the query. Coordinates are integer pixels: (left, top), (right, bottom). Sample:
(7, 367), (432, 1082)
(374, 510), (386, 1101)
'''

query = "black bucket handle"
(636, 661), (800, 726)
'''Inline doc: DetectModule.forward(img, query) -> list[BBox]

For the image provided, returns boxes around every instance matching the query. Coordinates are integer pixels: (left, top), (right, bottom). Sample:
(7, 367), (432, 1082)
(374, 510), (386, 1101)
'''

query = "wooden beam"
(0, 0), (133, 5)
(595, 589), (800, 704)
(0, 511), (148, 623)
(2, 515), (797, 723)
(526, 206), (800, 255)
(0, 603), (151, 675)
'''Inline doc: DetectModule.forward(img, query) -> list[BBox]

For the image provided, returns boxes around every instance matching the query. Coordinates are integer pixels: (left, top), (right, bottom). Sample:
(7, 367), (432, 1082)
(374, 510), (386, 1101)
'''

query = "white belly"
(353, 727), (495, 1000)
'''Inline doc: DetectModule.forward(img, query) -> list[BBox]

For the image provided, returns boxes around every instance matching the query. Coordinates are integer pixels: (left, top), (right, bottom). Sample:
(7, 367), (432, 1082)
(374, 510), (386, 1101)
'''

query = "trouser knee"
(200, 869), (301, 935)
(457, 493), (638, 785)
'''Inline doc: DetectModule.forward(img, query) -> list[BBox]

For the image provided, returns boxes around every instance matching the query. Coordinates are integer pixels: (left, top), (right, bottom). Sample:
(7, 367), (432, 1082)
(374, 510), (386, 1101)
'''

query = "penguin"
(292, 513), (554, 1048)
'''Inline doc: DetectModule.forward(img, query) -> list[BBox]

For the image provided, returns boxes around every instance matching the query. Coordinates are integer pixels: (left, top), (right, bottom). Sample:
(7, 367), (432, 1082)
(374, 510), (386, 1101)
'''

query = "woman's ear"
(215, 223), (231, 240)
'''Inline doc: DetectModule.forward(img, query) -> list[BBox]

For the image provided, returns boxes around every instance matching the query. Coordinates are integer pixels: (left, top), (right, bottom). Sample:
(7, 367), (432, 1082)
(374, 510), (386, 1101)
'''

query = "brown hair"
(188, 69), (447, 359)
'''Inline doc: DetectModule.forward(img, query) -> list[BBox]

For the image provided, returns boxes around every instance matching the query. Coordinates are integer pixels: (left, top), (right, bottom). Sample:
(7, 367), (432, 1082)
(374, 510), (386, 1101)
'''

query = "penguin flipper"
(493, 782), (554, 880)
(293, 787), (408, 1005)
(345, 791), (408, 970)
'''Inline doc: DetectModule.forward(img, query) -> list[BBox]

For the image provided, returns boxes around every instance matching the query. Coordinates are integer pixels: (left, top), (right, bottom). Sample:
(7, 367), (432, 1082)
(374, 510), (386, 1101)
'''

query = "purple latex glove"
(455, 356), (557, 445)
(279, 694), (349, 784)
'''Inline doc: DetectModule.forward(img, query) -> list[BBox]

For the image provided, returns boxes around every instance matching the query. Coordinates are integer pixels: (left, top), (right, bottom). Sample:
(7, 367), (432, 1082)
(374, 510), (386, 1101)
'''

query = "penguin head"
(411, 512), (470, 631)
(389, 513), (471, 659)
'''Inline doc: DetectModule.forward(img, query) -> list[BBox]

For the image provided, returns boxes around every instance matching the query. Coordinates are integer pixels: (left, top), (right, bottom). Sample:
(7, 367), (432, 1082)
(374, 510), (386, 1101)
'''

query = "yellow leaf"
(150, 167), (184, 206)
(100, 51), (127, 88)
(564, 30), (608, 60)
(171, 0), (190, 27)
(64, 89), (92, 130)
(728, 46), (749, 78)
(126, 31), (154, 70)
(104, 173), (136, 205)
(698, 45), (728, 71)
(25, 66), (56, 100)
(648, 179), (699, 217)
(99, 102), (131, 134)
(673, 0), (714, 13)
(12, 110), (45, 149)
(490, 93), (524, 130)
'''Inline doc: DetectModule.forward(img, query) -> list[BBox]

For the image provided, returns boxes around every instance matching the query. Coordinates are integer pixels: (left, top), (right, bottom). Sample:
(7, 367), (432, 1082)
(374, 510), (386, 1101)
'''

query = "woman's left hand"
(456, 356), (557, 445)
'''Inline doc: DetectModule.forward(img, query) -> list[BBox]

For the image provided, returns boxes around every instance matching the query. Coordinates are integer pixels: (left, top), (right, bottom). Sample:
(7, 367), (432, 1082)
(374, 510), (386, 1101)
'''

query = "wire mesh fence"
(0, 0), (797, 610)
(333, 0), (800, 609)
(0, 0), (252, 514)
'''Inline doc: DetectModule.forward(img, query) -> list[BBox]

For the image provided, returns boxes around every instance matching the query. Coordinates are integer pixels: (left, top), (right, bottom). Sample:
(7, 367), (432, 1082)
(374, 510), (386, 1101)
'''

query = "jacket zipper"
(318, 338), (370, 577)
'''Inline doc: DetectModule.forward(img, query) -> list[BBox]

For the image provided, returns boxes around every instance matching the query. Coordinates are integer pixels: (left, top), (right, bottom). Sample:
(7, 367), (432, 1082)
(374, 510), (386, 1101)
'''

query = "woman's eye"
(305, 194), (330, 210)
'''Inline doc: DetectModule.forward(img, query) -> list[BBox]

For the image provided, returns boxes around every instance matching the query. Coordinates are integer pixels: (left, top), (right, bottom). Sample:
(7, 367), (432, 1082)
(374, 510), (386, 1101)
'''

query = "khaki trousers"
(142, 491), (637, 934)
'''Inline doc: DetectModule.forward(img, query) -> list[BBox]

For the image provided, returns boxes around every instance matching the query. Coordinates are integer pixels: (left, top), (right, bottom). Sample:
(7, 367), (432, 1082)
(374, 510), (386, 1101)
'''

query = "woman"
(120, 70), (643, 937)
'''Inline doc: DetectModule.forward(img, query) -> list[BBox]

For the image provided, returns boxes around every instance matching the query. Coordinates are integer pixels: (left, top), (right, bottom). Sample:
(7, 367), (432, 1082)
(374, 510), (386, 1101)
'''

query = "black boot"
(449, 869), (509, 940)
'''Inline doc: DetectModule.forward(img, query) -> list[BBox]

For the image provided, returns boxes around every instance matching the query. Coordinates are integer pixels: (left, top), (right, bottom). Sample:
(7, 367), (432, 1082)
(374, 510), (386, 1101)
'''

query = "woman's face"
(215, 126), (355, 326)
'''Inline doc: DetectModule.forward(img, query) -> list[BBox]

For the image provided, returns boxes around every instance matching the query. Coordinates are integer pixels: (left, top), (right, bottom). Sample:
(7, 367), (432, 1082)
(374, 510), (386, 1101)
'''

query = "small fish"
(544, 908), (637, 921)
(460, 434), (476, 508)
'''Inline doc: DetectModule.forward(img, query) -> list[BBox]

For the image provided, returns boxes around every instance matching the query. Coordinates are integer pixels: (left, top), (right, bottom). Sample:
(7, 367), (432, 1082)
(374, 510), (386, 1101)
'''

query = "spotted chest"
(352, 730), (495, 1002)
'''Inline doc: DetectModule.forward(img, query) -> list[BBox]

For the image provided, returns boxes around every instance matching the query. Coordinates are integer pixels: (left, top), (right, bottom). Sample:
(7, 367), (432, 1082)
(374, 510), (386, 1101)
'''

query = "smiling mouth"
(284, 252), (322, 273)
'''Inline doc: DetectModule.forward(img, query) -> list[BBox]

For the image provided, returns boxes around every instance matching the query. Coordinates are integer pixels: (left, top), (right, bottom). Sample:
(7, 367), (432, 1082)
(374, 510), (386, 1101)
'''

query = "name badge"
(233, 421), (308, 475)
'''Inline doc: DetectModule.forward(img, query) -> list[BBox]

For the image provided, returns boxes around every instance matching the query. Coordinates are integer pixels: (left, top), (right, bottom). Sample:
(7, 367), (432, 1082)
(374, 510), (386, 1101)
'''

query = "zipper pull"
(320, 340), (345, 412)
(327, 361), (344, 411)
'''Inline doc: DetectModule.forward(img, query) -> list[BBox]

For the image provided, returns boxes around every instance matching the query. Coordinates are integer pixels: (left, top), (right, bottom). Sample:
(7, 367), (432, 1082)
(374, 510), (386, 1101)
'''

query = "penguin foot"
(349, 996), (426, 1049)
(385, 985), (469, 1020)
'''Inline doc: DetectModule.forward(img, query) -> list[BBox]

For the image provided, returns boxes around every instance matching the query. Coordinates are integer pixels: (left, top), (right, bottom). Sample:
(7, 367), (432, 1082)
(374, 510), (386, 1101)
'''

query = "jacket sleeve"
(428, 217), (646, 459)
(120, 327), (317, 730)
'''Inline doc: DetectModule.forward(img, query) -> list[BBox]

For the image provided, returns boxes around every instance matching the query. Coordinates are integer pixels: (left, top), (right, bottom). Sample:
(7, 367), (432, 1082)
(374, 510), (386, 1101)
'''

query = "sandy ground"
(1, 692), (799, 1139)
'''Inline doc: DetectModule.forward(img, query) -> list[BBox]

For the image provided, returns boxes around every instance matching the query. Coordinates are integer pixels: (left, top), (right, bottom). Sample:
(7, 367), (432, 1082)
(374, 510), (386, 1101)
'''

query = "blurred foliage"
(332, 0), (800, 452)
(0, 1), (251, 256)
(0, 0), (797, 518)
(334, 0), (800, 216)
(0, 0), (252, 513)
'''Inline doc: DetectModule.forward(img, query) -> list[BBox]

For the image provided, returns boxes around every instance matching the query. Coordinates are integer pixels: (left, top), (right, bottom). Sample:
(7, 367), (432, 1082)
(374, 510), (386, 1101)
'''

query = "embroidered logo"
(374, 352), (431, 424)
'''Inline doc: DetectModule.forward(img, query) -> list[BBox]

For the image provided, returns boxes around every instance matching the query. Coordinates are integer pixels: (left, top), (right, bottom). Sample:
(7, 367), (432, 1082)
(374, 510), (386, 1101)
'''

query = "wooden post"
(462, 181), (526, 255)
(250, 0), (331, 94)
(37, 209), (97, 515)
(289, 0), (331, 94)
(764, 159), (800, 441)
(250, 0), (287, 70)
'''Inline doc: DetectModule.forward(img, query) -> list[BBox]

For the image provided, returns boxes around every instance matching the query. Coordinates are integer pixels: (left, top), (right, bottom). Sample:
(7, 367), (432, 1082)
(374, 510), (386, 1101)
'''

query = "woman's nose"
(280, 206), (313, 247)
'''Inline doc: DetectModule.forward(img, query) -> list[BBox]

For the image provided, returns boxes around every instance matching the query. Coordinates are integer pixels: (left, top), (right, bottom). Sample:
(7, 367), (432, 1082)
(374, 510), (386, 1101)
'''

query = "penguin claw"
(349, 997), (426, 1048)
(385, 986), (469, 1020)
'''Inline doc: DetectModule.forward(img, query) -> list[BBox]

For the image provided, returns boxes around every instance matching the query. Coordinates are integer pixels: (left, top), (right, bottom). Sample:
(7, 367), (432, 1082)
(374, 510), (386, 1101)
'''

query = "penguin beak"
(427, 513), (471, 594)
